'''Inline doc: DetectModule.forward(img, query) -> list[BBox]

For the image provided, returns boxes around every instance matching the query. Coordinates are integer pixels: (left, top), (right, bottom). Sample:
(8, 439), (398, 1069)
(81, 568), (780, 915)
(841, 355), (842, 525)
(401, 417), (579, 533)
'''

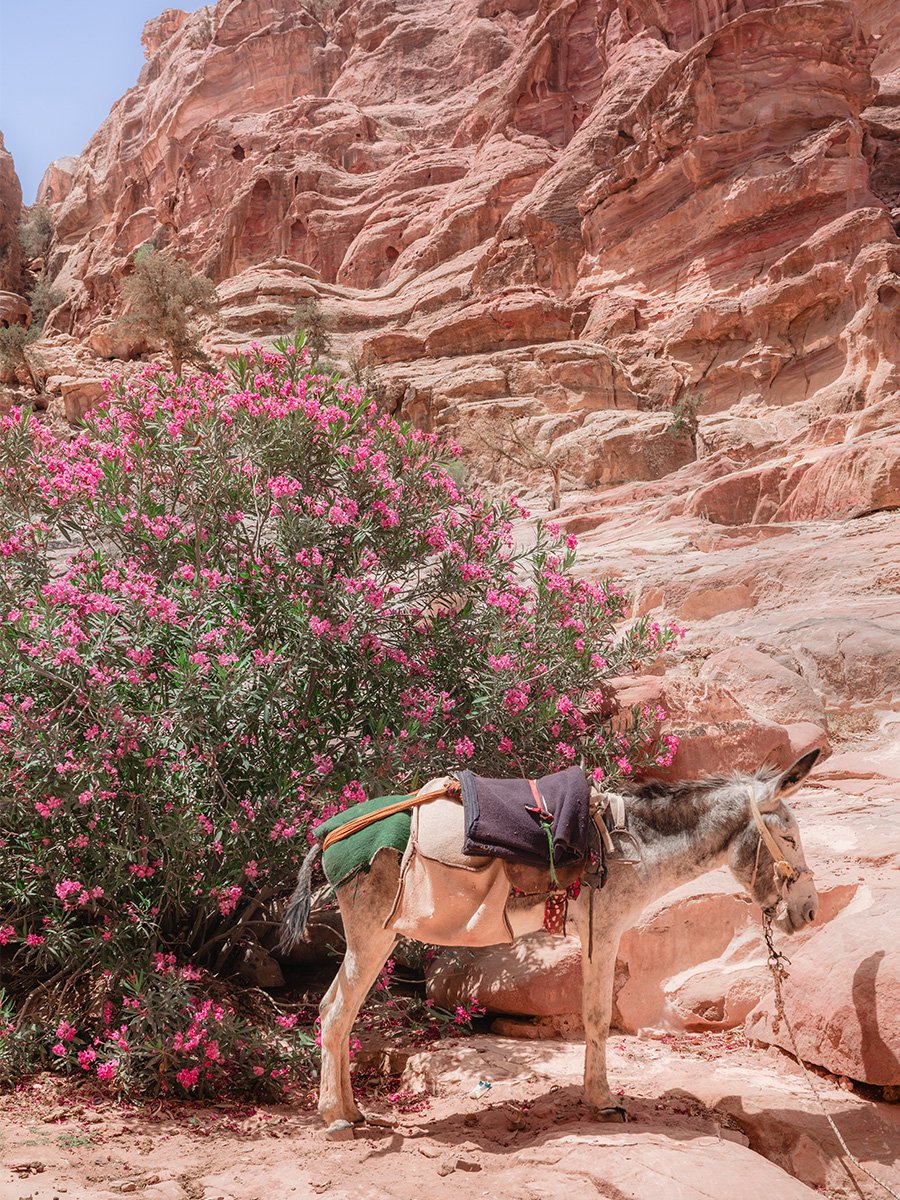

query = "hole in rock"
(386, 246), (399, 263)
(231, 144), (245, 161)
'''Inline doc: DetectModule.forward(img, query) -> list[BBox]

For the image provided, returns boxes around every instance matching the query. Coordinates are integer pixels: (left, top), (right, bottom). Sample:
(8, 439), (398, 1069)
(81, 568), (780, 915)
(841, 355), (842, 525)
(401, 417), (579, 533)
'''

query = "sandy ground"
(1, 1031), (898, 1200)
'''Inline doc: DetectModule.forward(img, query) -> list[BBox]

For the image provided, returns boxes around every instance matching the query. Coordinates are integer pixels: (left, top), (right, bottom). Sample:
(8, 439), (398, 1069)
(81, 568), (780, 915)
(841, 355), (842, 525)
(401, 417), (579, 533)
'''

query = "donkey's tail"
(279, 842), (323, 954)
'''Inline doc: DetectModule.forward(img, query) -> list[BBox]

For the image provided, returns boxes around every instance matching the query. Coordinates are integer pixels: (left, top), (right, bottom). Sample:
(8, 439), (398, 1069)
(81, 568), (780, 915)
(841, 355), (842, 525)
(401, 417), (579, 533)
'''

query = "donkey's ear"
(777, 748), (822, 794)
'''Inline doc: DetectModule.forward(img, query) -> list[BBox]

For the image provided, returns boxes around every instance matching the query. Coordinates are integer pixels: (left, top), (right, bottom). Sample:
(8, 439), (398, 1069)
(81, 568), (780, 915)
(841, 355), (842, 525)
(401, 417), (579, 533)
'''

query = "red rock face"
(39, 2), (899, 506)
(0, 133), (23, 293)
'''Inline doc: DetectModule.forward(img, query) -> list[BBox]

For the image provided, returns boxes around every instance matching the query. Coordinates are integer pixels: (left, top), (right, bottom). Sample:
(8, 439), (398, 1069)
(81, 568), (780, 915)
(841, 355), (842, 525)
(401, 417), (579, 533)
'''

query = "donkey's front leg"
(574, 900), (626, 1119)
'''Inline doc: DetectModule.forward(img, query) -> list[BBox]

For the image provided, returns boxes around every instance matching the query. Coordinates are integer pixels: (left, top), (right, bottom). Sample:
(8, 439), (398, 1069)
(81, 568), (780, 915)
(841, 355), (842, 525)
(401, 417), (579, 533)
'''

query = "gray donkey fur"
(282, 750), (821, 1136)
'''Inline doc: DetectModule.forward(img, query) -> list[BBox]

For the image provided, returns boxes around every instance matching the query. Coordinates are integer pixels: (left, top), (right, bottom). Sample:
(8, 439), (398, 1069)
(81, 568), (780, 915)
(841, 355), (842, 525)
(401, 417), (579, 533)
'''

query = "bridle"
(745, 784), (812, 907)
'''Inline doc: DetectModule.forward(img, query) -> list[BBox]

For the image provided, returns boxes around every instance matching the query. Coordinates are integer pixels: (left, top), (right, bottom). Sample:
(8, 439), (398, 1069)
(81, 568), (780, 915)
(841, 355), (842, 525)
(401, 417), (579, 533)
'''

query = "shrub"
(18, 207), (54, 261)
(1, 959), (316, 1099)
(120, 246), (218, 376)
(0, 323), (38, 387)
(0, 338), (680, 1095)
(666, 392), (702, 446)
(290, 298), (332, 363)
(27, 279), (65, 329)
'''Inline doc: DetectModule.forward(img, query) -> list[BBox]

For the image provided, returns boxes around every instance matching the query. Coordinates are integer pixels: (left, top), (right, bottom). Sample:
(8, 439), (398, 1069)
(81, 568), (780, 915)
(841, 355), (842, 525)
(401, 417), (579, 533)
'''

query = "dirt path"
(1, 1033), (897, 1200)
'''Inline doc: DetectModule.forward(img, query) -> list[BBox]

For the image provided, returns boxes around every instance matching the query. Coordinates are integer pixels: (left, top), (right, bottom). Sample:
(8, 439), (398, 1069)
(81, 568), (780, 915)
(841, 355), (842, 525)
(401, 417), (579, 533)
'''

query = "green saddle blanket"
(315, 794), (412, 888)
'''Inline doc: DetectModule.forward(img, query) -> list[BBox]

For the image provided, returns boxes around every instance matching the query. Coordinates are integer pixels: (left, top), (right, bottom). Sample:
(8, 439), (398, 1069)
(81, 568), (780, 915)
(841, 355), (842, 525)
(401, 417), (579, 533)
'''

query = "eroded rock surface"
(32, 0), (900, 517)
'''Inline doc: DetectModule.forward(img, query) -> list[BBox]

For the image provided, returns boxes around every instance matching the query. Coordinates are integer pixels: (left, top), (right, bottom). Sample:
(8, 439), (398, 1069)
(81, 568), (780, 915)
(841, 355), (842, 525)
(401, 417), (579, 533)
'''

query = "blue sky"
(0, 0), (211, 203)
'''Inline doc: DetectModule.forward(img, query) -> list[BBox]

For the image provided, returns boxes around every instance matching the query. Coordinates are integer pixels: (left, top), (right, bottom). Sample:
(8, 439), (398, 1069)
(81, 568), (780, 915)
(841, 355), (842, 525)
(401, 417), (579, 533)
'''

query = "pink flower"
(176, 1067), (200, 1089)
(453, 736), (474, 761)
(96, 1059), (118, 1081)
(56, 1019), (77, 1043)
(503, 686), (529, 715)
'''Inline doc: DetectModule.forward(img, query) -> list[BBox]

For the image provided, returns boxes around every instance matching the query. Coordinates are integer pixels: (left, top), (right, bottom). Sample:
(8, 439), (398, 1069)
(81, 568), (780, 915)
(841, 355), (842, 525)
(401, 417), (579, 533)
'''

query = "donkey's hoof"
(596, 1105), (628, 1123)
(324, 1119), (356, 1141)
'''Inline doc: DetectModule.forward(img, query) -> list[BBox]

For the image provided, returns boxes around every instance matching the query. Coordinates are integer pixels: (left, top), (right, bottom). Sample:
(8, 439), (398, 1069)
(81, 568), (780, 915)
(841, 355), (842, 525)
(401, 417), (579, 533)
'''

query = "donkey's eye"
(783, 836), (796, 848)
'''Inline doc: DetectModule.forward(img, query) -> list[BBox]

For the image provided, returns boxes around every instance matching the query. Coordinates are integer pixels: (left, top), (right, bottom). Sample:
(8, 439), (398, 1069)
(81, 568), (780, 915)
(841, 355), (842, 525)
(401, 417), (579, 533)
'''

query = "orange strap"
(320, 780), (461, 852)
(528, 778), (547, 815)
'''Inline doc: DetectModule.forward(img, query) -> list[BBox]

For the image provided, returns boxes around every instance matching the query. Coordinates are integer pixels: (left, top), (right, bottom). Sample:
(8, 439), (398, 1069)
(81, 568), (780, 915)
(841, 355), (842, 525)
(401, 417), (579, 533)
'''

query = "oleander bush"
(0, 337), (679, 1096)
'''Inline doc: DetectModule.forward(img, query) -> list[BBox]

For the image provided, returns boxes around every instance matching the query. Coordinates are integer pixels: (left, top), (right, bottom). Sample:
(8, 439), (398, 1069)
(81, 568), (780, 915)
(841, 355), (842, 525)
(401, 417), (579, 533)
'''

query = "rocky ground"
(2, 1031), (898, 1200)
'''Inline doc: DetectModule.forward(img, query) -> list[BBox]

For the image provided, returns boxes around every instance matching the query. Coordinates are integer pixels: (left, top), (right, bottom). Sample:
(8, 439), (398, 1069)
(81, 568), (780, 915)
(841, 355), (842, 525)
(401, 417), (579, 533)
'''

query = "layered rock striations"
(37, 2), (899, 515)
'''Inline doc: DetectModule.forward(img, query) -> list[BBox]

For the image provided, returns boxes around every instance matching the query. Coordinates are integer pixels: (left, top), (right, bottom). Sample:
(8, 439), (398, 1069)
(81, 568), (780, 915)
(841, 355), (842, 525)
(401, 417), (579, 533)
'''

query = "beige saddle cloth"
(385, 777), (550, 946)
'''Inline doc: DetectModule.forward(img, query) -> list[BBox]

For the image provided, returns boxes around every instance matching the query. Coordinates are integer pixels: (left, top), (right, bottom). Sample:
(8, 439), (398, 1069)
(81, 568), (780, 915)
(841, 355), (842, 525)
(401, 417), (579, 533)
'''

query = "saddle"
(387, 769), (610, 946)
(459, 765), (591, 868)
(320, 770), (639, 947)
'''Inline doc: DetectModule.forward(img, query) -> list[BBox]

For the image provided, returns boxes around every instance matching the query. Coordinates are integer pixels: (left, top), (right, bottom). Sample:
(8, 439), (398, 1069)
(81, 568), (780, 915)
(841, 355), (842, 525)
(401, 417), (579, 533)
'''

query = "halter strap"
(746, 784), (797, 884)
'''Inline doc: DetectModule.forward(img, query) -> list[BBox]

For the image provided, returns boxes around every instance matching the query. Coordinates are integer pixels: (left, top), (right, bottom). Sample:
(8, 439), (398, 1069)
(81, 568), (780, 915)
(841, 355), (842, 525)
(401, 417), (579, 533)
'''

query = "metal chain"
(762, 910), (900, 1200)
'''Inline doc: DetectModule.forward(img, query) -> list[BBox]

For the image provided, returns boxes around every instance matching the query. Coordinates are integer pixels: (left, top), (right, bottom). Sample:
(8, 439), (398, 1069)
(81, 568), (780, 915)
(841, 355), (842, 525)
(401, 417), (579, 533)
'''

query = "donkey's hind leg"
(318, 856), (399, 1134)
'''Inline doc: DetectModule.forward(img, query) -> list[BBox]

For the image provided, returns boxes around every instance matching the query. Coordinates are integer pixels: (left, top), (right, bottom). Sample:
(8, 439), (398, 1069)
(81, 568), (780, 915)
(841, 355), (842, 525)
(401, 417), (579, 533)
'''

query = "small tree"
(666, 392), (702, 451)
(28, 278), (65, 329)
(18, 207), (54, 261)
(0, 324), (38, 388)
(290, 298), (332, 363)
(481, 411), (571, 511)
(121, 246), (218, 376)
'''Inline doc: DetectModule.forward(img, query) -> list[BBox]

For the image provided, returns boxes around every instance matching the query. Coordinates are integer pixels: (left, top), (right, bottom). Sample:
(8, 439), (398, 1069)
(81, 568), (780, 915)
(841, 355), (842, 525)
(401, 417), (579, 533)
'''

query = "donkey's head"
(728, 749), (820, 933)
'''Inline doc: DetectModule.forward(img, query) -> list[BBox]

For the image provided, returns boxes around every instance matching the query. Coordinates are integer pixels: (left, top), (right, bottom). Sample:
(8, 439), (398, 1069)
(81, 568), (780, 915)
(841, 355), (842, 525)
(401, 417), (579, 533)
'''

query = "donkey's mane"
(625, 765), (779, 801)
(622, 766), (780, 836)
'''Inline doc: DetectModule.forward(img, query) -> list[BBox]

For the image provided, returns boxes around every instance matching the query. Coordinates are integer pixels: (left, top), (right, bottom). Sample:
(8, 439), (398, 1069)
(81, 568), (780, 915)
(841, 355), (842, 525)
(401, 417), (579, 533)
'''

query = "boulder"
(275, 902), (345, 967)
(677, 583), (756, 622)
(746, 892), (900, 1086)
(0, 290), (31, 329)
(703, 648), (827, 729)
(555, 411), (696, 487)
(768, 617), (900, 710)
(685, 440), (900, 525)
(86, 322), (148, 360)
(61, 378), (107, 423)
(426, 932), (581, 1018)
(499, 1130), (824, 1200)
(650, 665), (829, 780)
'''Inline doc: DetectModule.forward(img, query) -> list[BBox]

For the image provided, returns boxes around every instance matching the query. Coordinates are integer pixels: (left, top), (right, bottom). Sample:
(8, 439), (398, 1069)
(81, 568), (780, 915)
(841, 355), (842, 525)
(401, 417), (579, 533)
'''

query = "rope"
(762, 911), (900, 1200)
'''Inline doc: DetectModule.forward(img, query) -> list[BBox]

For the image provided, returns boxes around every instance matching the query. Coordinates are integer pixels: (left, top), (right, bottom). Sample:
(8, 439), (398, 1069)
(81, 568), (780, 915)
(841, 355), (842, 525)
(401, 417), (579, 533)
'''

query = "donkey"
(281, 750), (820, 1136)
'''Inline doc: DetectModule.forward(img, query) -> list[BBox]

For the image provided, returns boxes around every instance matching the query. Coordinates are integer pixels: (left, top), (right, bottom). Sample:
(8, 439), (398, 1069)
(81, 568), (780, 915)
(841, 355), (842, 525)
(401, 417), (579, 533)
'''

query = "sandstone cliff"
(0, 133), (23, 293)
(38, 2), (900, 526)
